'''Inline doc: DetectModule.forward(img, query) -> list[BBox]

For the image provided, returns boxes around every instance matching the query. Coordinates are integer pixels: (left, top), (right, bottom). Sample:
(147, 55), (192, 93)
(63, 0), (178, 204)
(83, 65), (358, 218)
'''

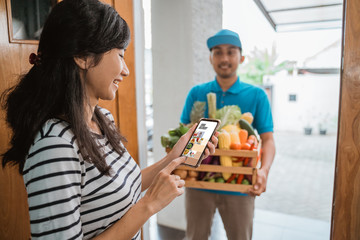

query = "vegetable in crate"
(190, 101), (206, 124)
(202, 172), (221, 181)
(188, 171), (198, 178)
(215, 177), (225, 183)
(239, 119), (259, 142)
(242, 179), (250, 185)
(230, 142), (242, 150)
(237, 174), (244, 184)
(218, 130), (232, 180)
(197, 155), (213, 180)
(229, 131), (240, 143)
(172, 169), (188, 179)
(218, 130), (231, 150)
(168, 123), (189, 136)
(222, 124), (240, 133)
(229, 131), (241, 150)
(207, 92), (217, 119)
(179, 123), (190, 135)
(226, 174), (237, 183)
(216, 105), (242, 129)
(240, 112), (254, 124)
(161, 123), (189, 148)
(239, 129), (248, 145)
(160, 134), (180, 148)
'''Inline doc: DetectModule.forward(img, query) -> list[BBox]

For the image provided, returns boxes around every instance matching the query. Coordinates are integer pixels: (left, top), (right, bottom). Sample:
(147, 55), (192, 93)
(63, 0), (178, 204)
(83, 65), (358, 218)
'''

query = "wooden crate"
(169, 146), (261, 193)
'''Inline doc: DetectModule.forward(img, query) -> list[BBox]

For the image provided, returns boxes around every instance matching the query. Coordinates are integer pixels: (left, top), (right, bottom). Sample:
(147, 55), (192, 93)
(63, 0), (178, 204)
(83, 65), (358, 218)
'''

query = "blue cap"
(207, 29), (242, 50)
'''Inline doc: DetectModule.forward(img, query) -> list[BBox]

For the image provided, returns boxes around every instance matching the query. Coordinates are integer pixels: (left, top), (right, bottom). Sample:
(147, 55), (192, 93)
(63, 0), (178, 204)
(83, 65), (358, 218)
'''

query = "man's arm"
(248, 131), (275, 196)
(259, 132), (275, 174)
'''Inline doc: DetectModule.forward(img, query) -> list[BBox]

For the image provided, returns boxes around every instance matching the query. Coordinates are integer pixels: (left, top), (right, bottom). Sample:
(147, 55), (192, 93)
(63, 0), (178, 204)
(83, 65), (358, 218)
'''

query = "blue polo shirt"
(180, 77), (273, 195)
(181, 77), (273, 134)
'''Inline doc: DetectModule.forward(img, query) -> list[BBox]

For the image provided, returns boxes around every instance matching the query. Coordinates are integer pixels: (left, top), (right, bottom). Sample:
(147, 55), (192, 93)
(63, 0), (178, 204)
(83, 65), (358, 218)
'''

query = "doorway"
(147, 0), (345, 239)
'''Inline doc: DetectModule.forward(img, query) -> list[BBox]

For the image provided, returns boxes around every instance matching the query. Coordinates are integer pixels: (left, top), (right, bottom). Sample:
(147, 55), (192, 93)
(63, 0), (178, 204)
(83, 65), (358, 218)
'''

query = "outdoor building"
(149, 0), (341, 239)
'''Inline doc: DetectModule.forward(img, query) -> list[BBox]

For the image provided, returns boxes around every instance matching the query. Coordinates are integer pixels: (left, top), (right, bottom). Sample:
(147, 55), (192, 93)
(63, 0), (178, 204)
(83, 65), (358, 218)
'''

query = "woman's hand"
(168, 124), (219, 160)
(142, 157), (186, 214)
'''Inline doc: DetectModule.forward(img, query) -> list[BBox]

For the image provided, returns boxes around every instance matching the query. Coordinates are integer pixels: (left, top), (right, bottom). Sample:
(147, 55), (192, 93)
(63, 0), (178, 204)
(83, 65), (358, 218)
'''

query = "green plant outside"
(238, 45), (294, 85)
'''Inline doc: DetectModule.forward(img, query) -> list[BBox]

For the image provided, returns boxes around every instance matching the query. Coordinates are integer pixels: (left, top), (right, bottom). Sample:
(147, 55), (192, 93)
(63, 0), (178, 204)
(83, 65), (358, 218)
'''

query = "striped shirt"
(23, 109), (142, 240)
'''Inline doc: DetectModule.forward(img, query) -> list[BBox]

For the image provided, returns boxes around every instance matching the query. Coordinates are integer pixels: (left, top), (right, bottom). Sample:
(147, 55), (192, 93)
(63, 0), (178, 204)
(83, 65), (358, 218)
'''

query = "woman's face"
(84, 48), (129, 105)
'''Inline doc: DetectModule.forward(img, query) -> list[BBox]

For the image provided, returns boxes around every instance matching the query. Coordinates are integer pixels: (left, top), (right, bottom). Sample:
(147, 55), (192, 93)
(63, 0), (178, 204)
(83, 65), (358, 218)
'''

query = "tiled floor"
(148, 131), (337, 239)
(149, 209), (330, 240)
(252, 209), (330, 240)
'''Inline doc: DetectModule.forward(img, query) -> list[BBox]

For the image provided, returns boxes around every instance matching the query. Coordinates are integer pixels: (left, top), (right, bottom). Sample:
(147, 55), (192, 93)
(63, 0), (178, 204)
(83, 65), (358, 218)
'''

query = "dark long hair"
(1, 0), (130, 175)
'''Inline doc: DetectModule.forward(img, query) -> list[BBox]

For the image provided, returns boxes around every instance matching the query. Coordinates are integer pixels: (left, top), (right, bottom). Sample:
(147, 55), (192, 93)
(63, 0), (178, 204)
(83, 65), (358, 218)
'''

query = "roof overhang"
(253, 0), (343, 32)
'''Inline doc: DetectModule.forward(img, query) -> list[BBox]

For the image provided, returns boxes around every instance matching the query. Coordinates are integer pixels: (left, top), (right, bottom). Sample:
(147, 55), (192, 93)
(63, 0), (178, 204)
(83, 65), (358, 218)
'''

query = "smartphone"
(181, 118), (220, 168)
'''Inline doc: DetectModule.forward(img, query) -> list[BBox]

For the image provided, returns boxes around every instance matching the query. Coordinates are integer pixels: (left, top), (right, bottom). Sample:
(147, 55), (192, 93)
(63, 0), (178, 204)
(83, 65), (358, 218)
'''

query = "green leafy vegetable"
(215, 105), (242, 129)
(190, 101), (206, 124)
(161, 123), (189, 148)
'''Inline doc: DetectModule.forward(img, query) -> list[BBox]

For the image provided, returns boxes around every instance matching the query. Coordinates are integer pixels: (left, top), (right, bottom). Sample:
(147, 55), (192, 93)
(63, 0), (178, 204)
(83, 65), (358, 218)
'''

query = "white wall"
(267, 73), (340, 134)
(151, 0), (222, 230)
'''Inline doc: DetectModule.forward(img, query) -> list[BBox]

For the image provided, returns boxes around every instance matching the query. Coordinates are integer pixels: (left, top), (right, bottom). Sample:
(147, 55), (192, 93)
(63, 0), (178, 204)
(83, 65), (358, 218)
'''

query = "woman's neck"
(85, 103), (102, 135)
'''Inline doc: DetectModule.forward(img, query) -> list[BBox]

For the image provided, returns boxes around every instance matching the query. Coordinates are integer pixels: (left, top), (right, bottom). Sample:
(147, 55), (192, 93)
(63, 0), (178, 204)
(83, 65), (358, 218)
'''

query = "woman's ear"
(73, 56), (88, 70)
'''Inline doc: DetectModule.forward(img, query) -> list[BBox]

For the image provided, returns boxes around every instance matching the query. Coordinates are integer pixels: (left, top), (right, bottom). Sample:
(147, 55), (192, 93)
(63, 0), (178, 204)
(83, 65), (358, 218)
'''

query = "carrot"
(239, 129), (248, 145)
(226, 174), (237, 183)
(248, 135), (258, 149)
(237, 174), (244, 184)
(230, 142), (242, 150)
(243, 158), (250, 166)
(233, 157), (245, 162)
(243, 143), (256, 166)
(241, 143), (251, 150)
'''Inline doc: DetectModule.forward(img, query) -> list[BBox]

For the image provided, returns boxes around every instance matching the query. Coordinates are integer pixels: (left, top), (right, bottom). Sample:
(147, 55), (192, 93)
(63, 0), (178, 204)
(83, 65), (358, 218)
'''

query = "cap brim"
(207, 35), (242, 50)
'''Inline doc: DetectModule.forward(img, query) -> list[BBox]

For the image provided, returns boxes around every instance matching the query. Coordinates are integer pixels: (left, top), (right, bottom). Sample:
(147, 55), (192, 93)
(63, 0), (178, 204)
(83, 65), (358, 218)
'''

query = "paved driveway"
(255, 131), (338, 221)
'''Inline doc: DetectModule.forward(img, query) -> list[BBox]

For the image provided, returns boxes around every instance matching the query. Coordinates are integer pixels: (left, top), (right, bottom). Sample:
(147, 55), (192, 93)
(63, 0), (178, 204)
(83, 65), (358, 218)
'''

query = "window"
(289, 94), (297, 102)
(6, 0), (57, 43)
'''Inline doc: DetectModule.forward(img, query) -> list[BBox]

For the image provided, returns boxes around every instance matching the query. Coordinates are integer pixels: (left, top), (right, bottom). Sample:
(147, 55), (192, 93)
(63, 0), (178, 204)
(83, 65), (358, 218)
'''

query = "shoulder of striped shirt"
(23, 130), (81, 177)
(34, 119), (75, 145)
(97, 106), (115, 123)
(31, 107), (116, 152)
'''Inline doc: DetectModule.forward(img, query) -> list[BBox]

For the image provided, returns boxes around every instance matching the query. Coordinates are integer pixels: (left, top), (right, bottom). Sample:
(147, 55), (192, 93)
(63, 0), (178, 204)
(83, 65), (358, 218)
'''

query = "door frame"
(331, 0), (360, 239)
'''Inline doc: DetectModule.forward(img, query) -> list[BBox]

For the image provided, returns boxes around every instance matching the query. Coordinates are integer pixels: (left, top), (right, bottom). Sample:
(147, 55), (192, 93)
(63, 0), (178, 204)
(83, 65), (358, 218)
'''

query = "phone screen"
(181, 120), (219, 167)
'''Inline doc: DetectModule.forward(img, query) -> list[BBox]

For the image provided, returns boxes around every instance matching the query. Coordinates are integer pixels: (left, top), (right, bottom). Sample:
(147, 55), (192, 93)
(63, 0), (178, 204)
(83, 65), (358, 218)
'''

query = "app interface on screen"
(182, 121), (217, 166)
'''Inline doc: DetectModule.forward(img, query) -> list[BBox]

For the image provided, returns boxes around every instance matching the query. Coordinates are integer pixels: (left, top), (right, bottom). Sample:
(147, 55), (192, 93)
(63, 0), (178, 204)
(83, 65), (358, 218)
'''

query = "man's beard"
(216, 63), (236, 79)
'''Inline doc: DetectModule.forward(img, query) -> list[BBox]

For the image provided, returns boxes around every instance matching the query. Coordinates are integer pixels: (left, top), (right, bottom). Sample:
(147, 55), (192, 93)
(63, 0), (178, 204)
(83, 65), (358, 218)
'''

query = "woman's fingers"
(172, 174), (185, 188)
(204, 134), (218, 157)
(163, 157), (186, 175)
(178, 179), (185, 188)
(184, 123), (197, 138)
(211, 133), (219, 146)
(204, 148), (210, 158)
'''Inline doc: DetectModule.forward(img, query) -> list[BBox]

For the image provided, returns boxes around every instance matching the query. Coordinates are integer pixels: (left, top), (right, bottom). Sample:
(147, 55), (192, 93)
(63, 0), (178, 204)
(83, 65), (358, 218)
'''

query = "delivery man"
(180, 29), (276, 240)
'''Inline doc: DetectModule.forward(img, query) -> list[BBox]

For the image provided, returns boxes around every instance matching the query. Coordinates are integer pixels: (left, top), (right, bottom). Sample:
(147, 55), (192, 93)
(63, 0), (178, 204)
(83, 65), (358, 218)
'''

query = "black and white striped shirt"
(23, 109), (142, 239)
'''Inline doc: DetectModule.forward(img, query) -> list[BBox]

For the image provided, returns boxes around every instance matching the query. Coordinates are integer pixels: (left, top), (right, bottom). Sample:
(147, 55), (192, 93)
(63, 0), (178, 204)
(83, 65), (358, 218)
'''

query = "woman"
(0, 0), (217, 239)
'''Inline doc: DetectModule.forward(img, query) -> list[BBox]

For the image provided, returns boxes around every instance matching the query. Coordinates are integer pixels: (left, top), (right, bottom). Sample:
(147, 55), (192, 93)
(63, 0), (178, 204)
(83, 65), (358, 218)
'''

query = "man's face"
(209, 44), (244, 79)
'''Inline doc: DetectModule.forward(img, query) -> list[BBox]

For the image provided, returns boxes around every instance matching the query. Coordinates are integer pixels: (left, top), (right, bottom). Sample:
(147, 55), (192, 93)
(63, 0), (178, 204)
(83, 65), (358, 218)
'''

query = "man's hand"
(248, 168), (269, 196)
(248, 132), (275, 196)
